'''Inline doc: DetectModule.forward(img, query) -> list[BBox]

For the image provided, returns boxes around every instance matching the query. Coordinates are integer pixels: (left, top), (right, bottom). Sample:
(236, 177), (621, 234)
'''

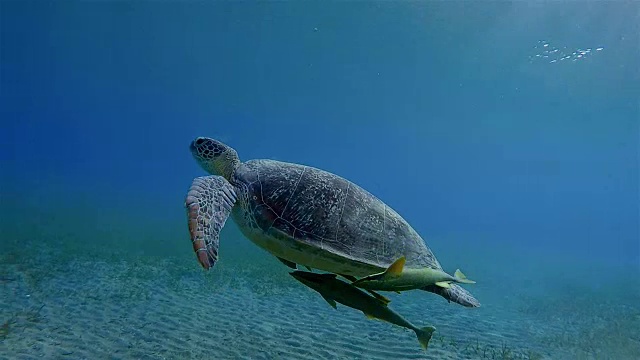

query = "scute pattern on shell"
(232, 159), (443, 270)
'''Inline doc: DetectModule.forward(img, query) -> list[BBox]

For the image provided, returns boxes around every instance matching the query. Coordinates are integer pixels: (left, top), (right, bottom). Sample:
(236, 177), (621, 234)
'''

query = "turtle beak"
(190, 137), (205, 154)
(190, 137), (208, 153)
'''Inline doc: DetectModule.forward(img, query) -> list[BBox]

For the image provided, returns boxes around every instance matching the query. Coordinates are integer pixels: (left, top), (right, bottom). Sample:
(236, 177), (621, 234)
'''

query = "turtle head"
(190, 137), (240, 181)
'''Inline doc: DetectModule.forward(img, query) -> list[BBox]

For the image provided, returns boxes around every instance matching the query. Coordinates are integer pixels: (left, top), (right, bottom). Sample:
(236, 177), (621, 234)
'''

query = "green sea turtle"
(184, 137), (480, 307)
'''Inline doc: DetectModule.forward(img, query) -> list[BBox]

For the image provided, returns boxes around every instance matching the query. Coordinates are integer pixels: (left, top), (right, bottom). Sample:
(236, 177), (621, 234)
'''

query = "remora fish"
(352, 256), (475, 292)
(290, 270), (436, 350)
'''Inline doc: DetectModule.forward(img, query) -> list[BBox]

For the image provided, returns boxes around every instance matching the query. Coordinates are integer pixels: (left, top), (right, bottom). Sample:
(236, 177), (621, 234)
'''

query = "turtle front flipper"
(185, 175), (237, 270)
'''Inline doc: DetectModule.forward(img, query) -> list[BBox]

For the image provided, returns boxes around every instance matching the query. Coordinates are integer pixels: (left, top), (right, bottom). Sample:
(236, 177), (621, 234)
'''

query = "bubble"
(531, 41), (604, 64)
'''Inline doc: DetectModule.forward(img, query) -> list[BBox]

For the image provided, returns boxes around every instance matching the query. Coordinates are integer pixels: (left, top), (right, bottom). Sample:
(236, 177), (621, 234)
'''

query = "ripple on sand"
(3, 252), (638, 360)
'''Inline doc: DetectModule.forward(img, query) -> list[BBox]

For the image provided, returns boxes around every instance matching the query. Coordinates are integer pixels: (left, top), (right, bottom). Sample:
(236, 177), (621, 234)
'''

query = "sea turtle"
(184, 137), (480, 307)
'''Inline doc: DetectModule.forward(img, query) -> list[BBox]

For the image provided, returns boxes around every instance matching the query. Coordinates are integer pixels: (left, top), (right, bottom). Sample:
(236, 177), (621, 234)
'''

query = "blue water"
(1, 2), (639, 359)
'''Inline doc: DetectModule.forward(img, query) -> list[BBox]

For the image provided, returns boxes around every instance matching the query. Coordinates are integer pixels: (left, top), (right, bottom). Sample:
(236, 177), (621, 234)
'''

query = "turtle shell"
(232, 159), (443, 271)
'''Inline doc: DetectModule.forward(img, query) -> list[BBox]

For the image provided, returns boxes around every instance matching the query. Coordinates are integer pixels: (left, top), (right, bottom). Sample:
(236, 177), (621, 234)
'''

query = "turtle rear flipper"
(185, 175), (237, 270)
(422, 283), (480, 308)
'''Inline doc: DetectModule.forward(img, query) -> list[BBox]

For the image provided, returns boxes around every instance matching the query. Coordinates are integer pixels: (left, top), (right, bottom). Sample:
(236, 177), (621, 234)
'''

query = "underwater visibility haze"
(1, 1), (639, 359)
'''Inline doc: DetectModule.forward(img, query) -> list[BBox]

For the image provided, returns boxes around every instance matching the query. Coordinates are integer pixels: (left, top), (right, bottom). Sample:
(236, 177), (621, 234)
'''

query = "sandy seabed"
(1, 241), (639, 360)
